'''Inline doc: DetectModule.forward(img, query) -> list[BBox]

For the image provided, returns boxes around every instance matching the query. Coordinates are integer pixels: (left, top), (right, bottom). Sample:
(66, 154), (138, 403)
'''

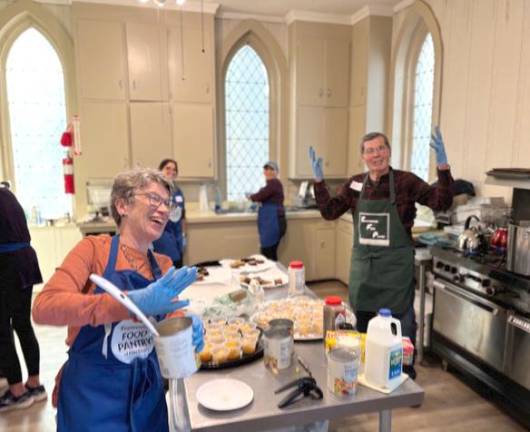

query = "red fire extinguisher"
(60, 125), (75, 194)
(62, 155), (75, 194)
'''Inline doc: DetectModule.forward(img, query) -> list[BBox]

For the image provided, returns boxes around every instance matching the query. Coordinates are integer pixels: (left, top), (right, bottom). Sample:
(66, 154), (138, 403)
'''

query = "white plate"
(196, 378), (254, 411)
(220, 255), (273, 273)
(89, 274), (159, 337)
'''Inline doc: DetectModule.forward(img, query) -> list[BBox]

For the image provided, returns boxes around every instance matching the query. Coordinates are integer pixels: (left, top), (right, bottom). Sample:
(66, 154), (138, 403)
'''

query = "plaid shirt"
(314, 168), (454, 238)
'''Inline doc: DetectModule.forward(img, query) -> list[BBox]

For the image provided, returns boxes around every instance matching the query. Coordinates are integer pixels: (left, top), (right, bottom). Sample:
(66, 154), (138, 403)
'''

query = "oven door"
(504, 313), (530, 390)
(433, 278), (507, 372)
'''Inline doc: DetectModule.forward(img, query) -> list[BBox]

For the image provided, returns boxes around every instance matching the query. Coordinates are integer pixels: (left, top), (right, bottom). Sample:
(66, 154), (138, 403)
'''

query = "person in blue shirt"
(153, 159), (187, 268)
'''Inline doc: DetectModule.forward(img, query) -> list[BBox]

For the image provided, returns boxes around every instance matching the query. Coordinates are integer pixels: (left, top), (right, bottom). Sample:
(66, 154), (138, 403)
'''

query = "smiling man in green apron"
(310, 129), (453, 378)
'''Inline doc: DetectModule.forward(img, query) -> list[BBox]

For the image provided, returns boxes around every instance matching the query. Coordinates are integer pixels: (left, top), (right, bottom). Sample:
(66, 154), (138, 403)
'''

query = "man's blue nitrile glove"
(308, 146), (324, 182)
(127, 266), (197, 317)
(430, 126), (448, 165)
(188, 314), (204, 353)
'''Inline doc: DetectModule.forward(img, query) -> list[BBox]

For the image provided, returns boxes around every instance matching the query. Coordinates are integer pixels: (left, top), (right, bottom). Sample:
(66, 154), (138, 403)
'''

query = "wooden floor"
(0, 281), (525, 432)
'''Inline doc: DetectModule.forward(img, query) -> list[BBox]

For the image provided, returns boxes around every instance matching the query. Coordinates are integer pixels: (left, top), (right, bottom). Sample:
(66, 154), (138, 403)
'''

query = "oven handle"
(507, 314), (530, 335)
(433, 279), (502, 315)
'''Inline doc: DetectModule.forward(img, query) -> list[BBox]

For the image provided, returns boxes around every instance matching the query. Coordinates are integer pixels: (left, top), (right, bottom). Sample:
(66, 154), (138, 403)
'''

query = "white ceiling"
(210, 0), (402, 17)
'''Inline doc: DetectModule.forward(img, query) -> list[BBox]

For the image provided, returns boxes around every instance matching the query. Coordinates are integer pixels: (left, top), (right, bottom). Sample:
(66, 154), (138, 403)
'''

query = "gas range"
(430, 246), (530, 315)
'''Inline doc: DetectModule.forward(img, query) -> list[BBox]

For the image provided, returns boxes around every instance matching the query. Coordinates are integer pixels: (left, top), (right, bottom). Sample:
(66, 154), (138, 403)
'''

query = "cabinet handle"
(327, 88), (331, 97)
(206, 85), (210, 94)
(208, 160), (212, 168)
(320, 241), (325, 248)
(319, 88), (324, 98)
(118, 80), (123, 89)
(132, 80), (136, 90)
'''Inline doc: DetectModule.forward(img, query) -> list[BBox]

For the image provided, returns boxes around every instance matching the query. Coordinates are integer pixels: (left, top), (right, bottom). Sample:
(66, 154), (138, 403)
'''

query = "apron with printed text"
(57, 235), (168, 432)
(348, 170), (414, 314)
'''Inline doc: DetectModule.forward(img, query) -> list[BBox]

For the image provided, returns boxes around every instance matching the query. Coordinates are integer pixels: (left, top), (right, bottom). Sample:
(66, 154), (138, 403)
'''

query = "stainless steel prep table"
(174, 267), (424, 432)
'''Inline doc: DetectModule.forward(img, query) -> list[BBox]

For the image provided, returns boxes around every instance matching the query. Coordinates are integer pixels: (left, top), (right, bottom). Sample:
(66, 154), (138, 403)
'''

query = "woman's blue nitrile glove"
(188, 314), (204, 353)
(127, 266), (197, 317)
(308, 146), (324, 181)
(430, 126), (448, 165)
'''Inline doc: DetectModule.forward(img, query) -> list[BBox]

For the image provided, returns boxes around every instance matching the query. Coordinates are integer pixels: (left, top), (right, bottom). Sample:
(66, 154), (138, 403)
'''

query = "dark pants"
(173, 259), (183, 269)
(0, 272), (40, 385)
(356, 301), (417, 379)
(260, 215), (287, 261)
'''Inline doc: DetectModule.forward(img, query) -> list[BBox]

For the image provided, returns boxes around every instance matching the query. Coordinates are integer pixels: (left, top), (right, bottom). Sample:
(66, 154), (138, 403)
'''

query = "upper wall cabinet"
(76, 19), (127, 100)
(168, 25), (215, 103)
(126, 23), (168, 101)
(297, 37), (350, 108)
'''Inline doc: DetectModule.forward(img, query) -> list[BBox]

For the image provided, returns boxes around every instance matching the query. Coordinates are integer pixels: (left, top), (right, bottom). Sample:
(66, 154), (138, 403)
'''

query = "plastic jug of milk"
(364, 308), (403, 391)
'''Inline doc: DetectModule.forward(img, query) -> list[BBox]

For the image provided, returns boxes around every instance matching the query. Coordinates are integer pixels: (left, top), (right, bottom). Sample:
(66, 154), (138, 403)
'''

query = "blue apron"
(57, 235), (169, 432)
(258, 202), (280, 248)
(153, 188), (185, 263)
(0, 242), (29, 253)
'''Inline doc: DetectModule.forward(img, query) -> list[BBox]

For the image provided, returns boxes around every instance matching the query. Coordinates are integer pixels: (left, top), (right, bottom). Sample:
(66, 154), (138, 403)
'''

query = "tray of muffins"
(198, 318), (263, 370)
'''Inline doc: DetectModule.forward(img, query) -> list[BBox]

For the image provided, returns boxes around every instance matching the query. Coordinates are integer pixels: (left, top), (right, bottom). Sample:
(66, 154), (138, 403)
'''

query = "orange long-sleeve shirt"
(32, 235), (173, 347)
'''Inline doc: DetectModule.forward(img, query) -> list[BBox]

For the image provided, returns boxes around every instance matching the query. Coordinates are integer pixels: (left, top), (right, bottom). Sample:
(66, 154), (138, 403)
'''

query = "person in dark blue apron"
(32, 169), (203, 431)
(154, 159), (187, 268)
(248, 161), (287, 261)
(0, 185), (46, 412)
(310, 129), (453, 379)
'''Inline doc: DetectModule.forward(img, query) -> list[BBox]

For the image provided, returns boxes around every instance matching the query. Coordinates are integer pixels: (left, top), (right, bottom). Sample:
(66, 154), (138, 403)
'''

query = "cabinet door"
(325, 39), (350, 107)
(126, 23), (167, 101)
(171, 103), (214, 178)
(168, 26), (214, 103)
(335, 224), (353, 284)
(130, 103), (172, 169)
(296, 37), (325, 106)
(323, 108), (348, 177)
(78, 101), (129, 178)
(296, 106), (325, 177)
(314, 225), (336, 279)
(351, 20), (369, 106)
(76, 20), (126, 100)
(349, 105), (366, 173)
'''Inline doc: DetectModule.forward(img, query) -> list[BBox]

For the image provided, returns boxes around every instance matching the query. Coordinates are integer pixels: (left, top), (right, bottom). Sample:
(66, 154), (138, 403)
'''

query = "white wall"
(395, 0), (530, 201)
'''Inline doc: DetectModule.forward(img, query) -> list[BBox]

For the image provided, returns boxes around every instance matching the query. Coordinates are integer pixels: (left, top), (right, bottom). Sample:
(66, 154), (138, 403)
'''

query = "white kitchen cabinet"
(78, 101), (130, 179)
(76, 19), (127, 100)
(168, 25), (215, 103)
(314, 223), (336, 279)
(293, 106), (349, 178)
(130, 102), (172, 169)
(296, 37), (350, 108)
(126, 22), (168, 101)
(335, 218), (354, 285)
(170, 103), (215, 178)
(30, 225), (82, 290)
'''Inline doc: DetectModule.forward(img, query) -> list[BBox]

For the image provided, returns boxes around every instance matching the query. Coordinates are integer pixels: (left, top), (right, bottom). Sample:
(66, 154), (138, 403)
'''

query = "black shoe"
(25, 384), (47, 402)
(403, 365), (417, 380)
(0, 390), (34, 413)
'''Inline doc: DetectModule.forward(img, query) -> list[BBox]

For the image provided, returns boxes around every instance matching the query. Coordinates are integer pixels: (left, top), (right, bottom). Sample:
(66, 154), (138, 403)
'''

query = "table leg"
(417, 263), (426, 364)
(379, 409), (392, 432)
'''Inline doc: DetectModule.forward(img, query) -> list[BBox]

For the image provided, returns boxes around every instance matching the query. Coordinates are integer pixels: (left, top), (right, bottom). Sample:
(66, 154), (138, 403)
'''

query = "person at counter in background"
(0, 184), (46, 412)
(247, 161), (287, 261)
(310, 128), (454, 379)
(32, 168), (203, 432)
(153, 159), (187, 268)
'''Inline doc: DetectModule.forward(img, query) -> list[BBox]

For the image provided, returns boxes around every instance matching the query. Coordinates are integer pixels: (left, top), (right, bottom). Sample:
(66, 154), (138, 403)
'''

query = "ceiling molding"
(285, 9), (352, 26)
(33, 0), (72, 4)
(394, 0), (415, 13)
(217, 11), (285, 24)
(68, 0), (220, 14)
(350, 4), (394, 25)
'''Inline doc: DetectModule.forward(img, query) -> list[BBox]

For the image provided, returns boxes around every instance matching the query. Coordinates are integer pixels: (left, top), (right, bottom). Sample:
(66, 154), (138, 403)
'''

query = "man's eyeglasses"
(363, 144), (389, 155)
(134, 192), (173, 210)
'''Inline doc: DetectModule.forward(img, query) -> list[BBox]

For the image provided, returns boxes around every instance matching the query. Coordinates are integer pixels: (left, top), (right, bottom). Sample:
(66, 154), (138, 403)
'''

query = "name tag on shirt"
(175, 196), (184, 203)
(350, 180), (363, 192)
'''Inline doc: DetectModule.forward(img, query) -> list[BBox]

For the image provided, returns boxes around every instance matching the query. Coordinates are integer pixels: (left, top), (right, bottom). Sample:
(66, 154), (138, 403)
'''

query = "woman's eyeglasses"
(134, 192), (173, 210)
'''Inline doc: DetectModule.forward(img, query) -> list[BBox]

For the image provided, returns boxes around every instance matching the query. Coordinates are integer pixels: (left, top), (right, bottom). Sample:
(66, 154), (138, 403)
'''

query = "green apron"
(348, 169), (414, 315)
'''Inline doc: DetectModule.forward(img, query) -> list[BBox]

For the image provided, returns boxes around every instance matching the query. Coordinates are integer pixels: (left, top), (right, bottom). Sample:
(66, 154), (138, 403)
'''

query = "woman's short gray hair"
(110, 168), (172, 226)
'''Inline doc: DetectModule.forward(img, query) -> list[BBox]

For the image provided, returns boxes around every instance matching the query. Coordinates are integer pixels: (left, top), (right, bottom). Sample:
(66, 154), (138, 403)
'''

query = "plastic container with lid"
(323, 296), (347, 337)
(288, 261), (305, 297)
(364, 308), (403, 391)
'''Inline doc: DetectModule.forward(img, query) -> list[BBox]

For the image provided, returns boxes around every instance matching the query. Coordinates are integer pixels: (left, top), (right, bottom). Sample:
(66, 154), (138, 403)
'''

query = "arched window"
(410, 33), (434, 181)
(224, 44), (269, 201)
(5, 27), (69, 219)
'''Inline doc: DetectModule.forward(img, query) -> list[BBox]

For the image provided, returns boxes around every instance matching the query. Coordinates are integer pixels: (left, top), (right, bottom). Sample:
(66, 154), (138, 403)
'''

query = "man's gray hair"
(110, 168), (172, 226)
(360, 132), (390, 153)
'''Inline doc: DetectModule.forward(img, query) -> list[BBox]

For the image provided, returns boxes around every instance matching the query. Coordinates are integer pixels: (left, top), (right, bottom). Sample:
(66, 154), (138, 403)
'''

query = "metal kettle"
(457, 215), (484, 254)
